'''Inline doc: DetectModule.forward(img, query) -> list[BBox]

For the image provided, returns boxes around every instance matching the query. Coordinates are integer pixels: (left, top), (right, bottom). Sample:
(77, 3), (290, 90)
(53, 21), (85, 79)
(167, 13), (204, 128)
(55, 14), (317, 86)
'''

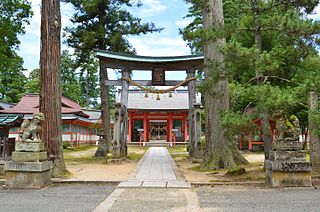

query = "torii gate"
(95, 50), (204, 159)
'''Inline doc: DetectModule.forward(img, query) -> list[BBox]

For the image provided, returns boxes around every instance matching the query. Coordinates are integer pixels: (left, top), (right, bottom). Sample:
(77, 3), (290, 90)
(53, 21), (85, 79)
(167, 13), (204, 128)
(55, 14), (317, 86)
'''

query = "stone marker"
(265, 111), (311, 187)
(4, 113), (51, 189)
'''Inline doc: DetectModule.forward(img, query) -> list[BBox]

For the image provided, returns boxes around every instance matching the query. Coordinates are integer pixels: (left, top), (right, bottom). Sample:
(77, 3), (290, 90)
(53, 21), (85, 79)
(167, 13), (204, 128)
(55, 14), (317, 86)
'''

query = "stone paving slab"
(118, 180), (143, 188)
(134, 147), (177, 181)
(141, 180), (167, 188)
(117, 147), (190, 189)
(167, 180), (191, 188)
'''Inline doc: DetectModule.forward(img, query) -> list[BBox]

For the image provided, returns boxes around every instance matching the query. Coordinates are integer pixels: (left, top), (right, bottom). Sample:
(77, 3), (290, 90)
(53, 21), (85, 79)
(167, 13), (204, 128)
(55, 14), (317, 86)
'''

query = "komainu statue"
(273, 110), (300, 141)
(20, 113), (45, 142)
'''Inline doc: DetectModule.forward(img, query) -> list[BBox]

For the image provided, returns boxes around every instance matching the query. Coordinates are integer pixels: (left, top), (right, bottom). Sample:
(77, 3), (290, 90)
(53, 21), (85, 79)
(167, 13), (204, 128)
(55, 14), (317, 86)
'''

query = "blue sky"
(17, 1), (320, 80)
(17, 0), (193, 80)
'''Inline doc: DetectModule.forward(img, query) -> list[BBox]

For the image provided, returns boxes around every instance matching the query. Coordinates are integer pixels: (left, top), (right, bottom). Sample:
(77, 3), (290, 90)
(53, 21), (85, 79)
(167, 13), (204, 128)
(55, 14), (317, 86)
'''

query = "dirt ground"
(172, 149), (265, 183)
(61, 145), (147, 181)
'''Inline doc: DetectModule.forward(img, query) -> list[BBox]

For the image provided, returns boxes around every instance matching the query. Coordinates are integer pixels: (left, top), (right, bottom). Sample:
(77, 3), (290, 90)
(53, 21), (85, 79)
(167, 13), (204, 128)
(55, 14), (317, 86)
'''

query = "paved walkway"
(117, 147), (190, 188)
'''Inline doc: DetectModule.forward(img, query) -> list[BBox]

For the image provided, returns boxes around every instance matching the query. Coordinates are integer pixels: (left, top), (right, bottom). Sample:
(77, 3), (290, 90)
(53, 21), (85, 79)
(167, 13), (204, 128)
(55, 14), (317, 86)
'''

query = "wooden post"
(248, 131), (253, 151)
(95, 62), (111, 157)
(112, 103), (122, 158)
(128, 112), (133, 142)
(139, 131), (143, 146)
(169, 113), (173, 144)
(187, 69), (196, 157)
(193, 103), (202, 158)
(120, 70), (130, 157)
(143, 113), (148, 143)
(183, 114), (188, 142)
(309, 91), (320, 170)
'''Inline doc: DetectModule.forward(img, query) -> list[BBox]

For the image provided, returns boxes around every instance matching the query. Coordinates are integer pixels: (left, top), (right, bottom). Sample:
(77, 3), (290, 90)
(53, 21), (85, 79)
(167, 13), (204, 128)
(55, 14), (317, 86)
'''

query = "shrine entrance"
(96, 50), (204, 159)
(149, 121), (167, 141)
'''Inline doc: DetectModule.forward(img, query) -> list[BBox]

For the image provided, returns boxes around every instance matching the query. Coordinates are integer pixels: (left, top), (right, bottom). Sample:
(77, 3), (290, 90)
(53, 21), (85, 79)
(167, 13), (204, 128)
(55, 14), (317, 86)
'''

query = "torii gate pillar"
(112, 69), (130, 159)
(187, 69), (196, 157)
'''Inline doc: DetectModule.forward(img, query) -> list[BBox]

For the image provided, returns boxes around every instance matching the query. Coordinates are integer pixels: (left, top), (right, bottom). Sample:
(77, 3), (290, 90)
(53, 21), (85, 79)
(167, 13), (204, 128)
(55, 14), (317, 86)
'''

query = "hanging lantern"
(156, 94), (160, 100)
(169, 92), (173, 98)
(145, 93), (149, 98)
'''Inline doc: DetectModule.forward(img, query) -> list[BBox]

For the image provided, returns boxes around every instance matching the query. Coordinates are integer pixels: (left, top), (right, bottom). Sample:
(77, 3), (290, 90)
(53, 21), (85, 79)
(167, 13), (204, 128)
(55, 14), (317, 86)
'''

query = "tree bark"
(94, 5), (111, 156)
(252, 0), (262, 51)
(95, 61), (111, 157)
(40, 0), (67, 177)
(252, 0), (272, 159)
(201, 0), (248, 170)
(187, 70), (196, 158)
(309, 91), (320, 171)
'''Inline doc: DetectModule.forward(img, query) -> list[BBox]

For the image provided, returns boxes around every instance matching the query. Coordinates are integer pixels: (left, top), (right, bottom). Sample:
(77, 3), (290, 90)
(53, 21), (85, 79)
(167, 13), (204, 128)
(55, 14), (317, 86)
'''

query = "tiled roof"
(82, 109), (101, 121)
(0, 102), (15, 110)
(0, 94), (88, 117)
(116, 90), (201, 110)
(0, 114), (22, 126)
(95, 49), (204, 63)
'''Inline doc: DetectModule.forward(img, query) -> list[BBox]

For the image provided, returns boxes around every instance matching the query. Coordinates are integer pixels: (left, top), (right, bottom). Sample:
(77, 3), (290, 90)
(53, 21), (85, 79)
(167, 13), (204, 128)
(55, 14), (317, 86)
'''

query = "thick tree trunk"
(252, 0), (262, 51)
(40, 0), (67, 177)
(201, 0), (248, 170)
(95, 61), (111, 157)
(309, 91), (320, 171)
(252, 0), (272, 159)
(95, 7), (111, 156)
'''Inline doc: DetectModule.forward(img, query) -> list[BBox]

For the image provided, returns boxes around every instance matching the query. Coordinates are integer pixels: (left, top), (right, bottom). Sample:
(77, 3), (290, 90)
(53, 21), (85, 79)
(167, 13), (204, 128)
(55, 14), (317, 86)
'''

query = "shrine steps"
(145, 140), (170, 147)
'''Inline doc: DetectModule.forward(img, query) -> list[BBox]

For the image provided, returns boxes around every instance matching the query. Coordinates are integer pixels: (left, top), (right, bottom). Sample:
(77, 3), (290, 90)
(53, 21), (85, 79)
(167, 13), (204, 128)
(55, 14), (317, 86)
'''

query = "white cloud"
(128, 35), (190, 56)
(308, 5), (320, 20)
(175, 18), (193, 28)
(138, 0), (167, 18)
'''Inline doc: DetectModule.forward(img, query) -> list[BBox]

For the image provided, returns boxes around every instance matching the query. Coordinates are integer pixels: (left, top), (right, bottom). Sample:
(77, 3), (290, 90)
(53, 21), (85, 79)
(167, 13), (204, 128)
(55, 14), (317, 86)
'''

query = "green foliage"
(25, 68), (40, 93)
(63, 0), (162, 52)
(0, 0), (32, 103)
(182, 0), (320, 134)
(61, 50), (82, 103)
(63, 141), (71, 149)
(62, 0), (162, 108)
(220, 111), (254, 137)
(76, 51), (99, 108)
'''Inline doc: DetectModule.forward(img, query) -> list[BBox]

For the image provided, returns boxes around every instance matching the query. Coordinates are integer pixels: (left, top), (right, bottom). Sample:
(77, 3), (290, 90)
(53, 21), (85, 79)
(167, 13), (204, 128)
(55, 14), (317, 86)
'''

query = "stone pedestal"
(4, 142), (51, 189)
(265, 140), (312, 187)
(0, 160), (4, 176)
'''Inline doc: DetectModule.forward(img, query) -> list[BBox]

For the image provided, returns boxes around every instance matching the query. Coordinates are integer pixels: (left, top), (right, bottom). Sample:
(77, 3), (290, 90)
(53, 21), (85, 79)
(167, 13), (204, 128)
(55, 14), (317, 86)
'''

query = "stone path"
(117, 147), (190, 188)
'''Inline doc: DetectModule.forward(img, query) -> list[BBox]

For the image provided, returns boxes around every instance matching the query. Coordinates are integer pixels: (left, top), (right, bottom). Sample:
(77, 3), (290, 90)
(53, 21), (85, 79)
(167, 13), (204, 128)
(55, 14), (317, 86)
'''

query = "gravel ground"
(0, 184), (115, 212)
(196, 185), (320, 212)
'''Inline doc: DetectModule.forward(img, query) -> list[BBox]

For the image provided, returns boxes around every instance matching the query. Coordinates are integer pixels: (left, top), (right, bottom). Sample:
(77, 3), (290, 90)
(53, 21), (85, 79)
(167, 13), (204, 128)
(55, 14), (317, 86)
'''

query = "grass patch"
(64, 155), (107, 164)
(127, 152), (144, 161)
(244, 174), (265, 181)
(172, 154), (189, 159)
(63, 145), (96, 153)
(226, 168), (246, 176)
(167, 146), (187, 155)
(189, 165), (209, 172)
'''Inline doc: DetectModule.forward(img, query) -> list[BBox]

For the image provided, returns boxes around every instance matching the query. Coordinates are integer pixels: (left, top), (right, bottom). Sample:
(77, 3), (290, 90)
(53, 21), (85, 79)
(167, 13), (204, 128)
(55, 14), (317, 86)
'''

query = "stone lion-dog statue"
(20, 113), (45, 142)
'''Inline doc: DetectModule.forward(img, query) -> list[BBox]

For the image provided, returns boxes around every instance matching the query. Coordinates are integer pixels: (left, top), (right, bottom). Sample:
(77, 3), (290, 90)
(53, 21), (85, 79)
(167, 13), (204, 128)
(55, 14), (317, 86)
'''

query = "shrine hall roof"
(117, 90), (201, 110)
(0, 94), (89, 118)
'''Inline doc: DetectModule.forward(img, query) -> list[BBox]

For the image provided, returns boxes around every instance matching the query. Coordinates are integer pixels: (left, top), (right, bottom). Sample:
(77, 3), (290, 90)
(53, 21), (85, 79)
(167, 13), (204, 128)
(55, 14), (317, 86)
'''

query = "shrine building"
(116, 89), (201, 143)
(96, 50), (204, 150)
